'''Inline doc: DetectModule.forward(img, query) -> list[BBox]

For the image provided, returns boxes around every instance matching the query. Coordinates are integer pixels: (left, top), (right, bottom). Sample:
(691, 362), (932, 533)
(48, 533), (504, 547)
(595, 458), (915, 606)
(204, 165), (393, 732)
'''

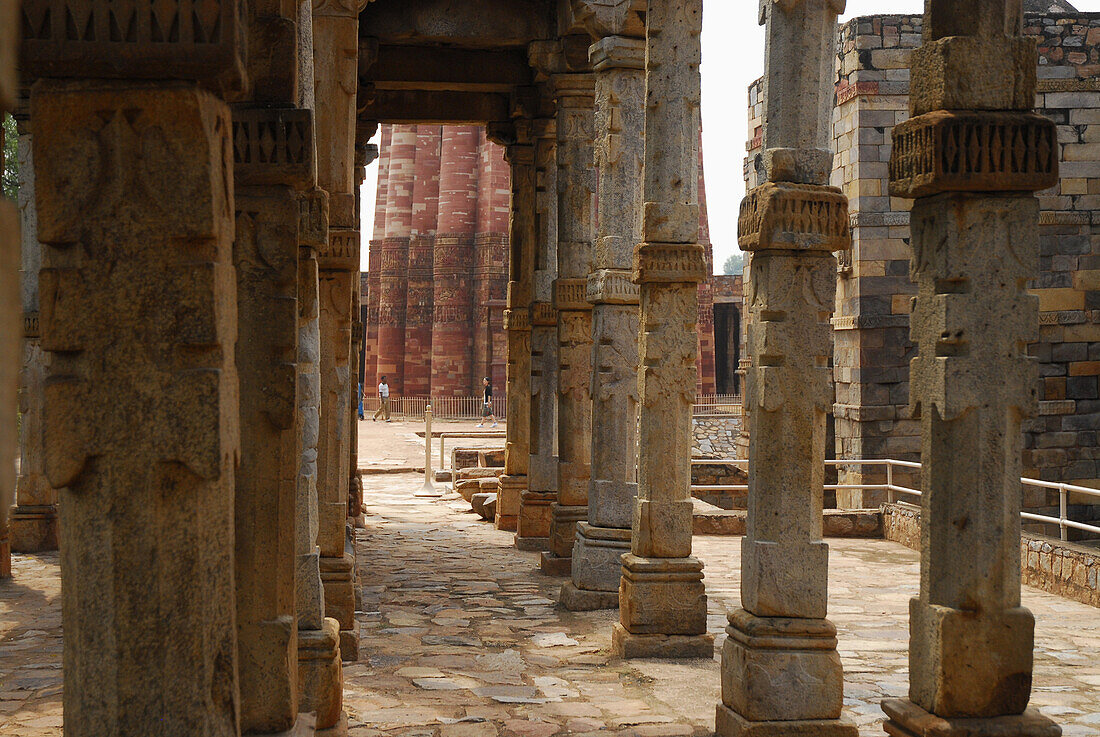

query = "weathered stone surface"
(0, 0), (16, 580)
(34, 81), (240, 736)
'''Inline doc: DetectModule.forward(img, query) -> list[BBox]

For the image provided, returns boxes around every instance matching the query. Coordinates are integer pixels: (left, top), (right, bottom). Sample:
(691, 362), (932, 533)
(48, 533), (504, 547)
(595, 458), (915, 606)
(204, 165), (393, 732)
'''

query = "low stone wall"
(691, 463), (747, 509)
(692, 416), (742, 458)
(882, 503), (1099, 609)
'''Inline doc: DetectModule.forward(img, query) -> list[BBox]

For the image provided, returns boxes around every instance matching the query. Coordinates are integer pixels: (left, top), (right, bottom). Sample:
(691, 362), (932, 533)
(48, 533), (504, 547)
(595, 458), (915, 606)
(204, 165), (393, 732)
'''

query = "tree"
(722, 251), (744, 275)
(2, 113), (17, 200)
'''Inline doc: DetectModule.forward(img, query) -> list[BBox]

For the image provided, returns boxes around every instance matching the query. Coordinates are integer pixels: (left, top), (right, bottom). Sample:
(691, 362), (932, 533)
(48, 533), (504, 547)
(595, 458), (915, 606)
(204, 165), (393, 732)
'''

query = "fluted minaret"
(376, 125), (416, 393)
(404, 126), (442, 396)
(365, 125), (392, 389)
(473, 129), (511, 393)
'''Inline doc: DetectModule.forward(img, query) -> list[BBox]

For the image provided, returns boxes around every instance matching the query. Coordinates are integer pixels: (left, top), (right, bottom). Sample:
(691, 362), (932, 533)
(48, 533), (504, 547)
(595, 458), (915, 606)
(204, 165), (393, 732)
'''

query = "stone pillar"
(313, 0), (364, 663)
(12, 131), (59, 553)
(561, 35), (644, 612)
(296, 189), (345, 735)
(518, 118), (559, 551)
(499, 136), (535, 532)
(376, 124), (416, 394)
(431, 126), (480, 396)
(33, 81), (241, 736)
(404, 126), (441, 396)
(541, 75), (595, 577)
(365, 125), (391, 387)
(717, 1), (855, 734)
(613, 0), (712, 660)
(0, 1), (17, 579)
(880, 4), (1062, 737)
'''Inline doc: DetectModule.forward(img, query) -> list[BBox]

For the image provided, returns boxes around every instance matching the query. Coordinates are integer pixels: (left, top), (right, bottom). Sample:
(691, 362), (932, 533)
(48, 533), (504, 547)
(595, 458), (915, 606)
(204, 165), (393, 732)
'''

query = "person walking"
(477, 377), (497, 428)
(373, 376), (391, 422)
(357, 382), (365, 421)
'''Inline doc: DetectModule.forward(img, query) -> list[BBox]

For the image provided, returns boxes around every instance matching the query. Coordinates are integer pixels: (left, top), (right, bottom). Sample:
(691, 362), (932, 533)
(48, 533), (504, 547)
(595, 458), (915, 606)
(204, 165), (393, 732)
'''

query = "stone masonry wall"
(691, 416), (742, 458)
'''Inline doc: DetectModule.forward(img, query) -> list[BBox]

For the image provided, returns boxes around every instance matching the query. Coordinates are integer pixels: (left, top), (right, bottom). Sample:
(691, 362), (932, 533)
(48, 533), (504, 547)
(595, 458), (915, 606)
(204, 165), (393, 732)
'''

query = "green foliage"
(722, 251), (744, 276)
(2, 113), (17, 200)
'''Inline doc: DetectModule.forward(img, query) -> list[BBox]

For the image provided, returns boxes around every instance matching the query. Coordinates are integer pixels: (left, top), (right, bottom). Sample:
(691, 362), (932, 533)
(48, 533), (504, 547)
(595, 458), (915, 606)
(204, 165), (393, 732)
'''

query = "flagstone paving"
(2, 471), (1098, 736)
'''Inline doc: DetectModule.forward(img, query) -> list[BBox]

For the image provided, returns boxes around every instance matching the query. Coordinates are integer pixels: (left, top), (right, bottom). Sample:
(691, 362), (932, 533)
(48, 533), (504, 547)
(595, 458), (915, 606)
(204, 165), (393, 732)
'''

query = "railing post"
(440, 435), (446, 471)
(886, 461), (895, 505)
(417, 405), (438, 497)
(1059, 484), (1068, 542)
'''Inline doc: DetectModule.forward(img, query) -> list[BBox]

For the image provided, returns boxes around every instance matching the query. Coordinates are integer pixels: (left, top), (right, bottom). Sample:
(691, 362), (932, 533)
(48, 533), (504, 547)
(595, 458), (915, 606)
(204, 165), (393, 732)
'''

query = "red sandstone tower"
(403, 126), (442, 396)
(376, 125), (416, 394)
(365, 126), (391, 390)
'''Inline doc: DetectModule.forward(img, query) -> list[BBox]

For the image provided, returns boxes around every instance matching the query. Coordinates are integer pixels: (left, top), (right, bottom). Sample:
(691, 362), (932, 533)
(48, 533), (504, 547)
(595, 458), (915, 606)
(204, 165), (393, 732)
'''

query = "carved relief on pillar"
(737, 182), (850, 252)
(232, 107), (316, 188)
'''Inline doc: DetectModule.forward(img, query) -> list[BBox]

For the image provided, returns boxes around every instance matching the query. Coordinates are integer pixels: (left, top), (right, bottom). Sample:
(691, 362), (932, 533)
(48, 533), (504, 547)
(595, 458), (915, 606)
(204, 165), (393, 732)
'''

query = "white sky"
(359, 0), (1100, 274)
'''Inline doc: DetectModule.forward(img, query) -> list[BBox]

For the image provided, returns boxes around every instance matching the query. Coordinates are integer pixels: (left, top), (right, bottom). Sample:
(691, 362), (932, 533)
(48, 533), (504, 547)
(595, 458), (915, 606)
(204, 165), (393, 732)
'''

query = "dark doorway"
(714, 302), (740, 395)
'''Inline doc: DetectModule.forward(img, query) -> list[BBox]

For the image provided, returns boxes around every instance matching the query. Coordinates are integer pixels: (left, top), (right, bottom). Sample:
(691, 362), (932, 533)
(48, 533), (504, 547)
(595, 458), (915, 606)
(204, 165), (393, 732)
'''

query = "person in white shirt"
(373, 377), (391, 422)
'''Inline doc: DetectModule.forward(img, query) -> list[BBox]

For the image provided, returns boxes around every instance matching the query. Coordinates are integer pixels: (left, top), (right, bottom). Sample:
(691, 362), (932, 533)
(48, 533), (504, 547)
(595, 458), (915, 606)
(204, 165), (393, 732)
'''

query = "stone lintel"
(881, 699), (1060, 737)
(889, 111), (1058, 199)
(590, 35), (645, 72)
(554, 278), (592, 311)
(632, 242), (707, 285)
(318, 229), (360, 272)
(232, 107), (316, 189)
(611, 623), (714, 659)
(587, 268), (639, 305)
(738, 182), (851, 253)
(716, 705), (857, 737)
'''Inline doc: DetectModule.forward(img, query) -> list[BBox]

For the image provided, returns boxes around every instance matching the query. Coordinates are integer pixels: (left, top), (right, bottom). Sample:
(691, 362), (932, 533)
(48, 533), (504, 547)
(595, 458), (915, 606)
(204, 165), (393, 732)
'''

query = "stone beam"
(359, 89), (512, 124)
(363, 44), (533, 92)
(358, 0), (554, 48)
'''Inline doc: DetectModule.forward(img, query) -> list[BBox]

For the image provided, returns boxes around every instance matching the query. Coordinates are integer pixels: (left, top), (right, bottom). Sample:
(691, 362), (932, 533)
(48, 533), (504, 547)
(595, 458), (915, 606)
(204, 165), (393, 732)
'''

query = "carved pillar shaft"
(614, 0), (712, 660)
(517, 120), (559, 551)
(499, 140), (535, 532)
(717, 2), (856, 735)
(33, 81), (241, 736)
(562, 35), (644, 612)
(0, 0), (18, 580)
(541, 75), (595, 577)
(13, 131), (59, 554)
(881, 3), (1060, 736)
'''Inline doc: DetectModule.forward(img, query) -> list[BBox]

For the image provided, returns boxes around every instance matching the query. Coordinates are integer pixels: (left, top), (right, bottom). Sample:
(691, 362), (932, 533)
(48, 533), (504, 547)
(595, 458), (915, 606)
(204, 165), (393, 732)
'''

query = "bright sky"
(359, 0), (1100, 274)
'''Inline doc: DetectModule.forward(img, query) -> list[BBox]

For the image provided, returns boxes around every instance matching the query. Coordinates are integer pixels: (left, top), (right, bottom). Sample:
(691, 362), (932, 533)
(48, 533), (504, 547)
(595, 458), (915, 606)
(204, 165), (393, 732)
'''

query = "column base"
(298, 618), (345, 734)
(716, 704), (856, 737)
(540, 551), (572, 577)
(9, 505), (59, 552)
(316, 712), (349, 737)
(881, 699), (1060, 737)
(255, 713), (318, 737)
(719, 609), (845, 724)
(611, 622), (714, 659)
(544, 503), (587, 574)
(517, 489), (554, 546)
(560, 581), (619, 611)
(515, 534), (550, 551)
(496, 475), (525, 532)
(619, 553), (708, 636)
(319, 552), (358, 662)
(568, 522), (630, 601)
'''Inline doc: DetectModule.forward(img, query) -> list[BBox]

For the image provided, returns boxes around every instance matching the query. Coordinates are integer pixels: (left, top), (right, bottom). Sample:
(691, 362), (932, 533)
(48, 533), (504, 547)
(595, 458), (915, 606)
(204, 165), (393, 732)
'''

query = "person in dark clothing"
(477, 377), (497, 428)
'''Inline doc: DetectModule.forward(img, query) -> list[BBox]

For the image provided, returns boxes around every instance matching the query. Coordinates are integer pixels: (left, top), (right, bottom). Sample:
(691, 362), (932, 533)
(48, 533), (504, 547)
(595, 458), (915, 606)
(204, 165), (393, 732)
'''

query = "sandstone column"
(404, 126), (441, 396)
(0, 0), (17, 579)
(541, 74), (595, 577)
(498, 134), (536, 532)
(716, 0), (856, 733)
(431, 126), (480, 396)
(517, 116), (559, 551)
(375, 124), (416, 394)
(33, 81), (242, 736)
(562, 34), (644, 611)
(12, 130), (59, 554)
(613, 0), (711, 659)
(365, 125), (391, 388)
(314, 0), (365, 662)
(881, 4), (1061, 737)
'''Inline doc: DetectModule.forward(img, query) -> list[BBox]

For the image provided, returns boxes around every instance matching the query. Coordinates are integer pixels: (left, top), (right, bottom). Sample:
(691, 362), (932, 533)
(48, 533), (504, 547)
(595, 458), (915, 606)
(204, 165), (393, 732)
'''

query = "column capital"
(504, 309), (531, 332)
(632, 242), (707, 285)
(737, 182), (850, 253)
(312, 0), (369, 18)
(587, 268), (639, 305)
(554, 278), (593, 312)
(552, 74), (596, 105)
(590, 35), (645, 72)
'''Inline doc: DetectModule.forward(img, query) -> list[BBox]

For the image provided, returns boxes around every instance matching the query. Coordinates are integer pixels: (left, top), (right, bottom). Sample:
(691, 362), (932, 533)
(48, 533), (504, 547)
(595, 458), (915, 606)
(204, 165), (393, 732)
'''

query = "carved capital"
(587, 268), (639, 305)
(531, 301), (558, 326)
(318, 228), (359, 271)
(554, 278), (592, 311)
(738, 182), (850, 253)
(312, 0), (367, 18)
(20, 0), (245, 94)
(590, 35), (645, 72)
(232, 107), (315, 189)
(298, 188), (329, 249)
(889, 110), (1058, 199)
(572, 0), (645, 40)
(504, 309), (531, 332)
(632, 243), (707, 285)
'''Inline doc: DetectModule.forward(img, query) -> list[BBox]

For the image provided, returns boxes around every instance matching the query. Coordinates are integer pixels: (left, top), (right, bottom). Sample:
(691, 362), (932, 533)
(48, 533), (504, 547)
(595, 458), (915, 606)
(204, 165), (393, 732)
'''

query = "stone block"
(716, 705), (857, 737)
(297, 618), (345, 733)
(611, 623), (714, 660)
(881, 699), (1060, 737)
(741, 539), (829, 619)
(618, 554), (707, 636)
(909, 36), (1037, 116)
(471, 492), (497, 521)
(568, 522), (630, 598)
(479, 449), (506, 467)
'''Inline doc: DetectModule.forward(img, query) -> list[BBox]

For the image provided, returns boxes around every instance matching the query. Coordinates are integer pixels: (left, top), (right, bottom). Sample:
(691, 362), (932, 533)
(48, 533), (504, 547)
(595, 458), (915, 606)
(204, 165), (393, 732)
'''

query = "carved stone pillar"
(562, 35), (644, 612)
(717, 2), (856, 734)
(12, 131), (59, 553)
(541, 75), (595, 577)
(499, 138), (535, 532)
(613, 0), (712, 660)
(880, 4), (1061, 737)
(518, 118), (559, 551)
(0, 0), (17, 579)
(313, 0), (364, 665)
(33, 81), (242, 736)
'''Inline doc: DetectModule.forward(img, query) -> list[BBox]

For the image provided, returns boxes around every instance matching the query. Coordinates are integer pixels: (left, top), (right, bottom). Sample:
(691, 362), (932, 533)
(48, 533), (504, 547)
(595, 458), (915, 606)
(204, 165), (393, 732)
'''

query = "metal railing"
(690, 458), (1100, 541)
(693, 394), (744, 417)
(364, 395), (507, 421)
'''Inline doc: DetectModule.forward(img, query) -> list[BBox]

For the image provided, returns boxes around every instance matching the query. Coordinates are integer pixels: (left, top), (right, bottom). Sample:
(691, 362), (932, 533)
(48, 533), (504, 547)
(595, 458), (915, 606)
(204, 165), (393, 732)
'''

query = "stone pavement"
(360, 418), (508, 473)
(1, 472), (1098, 736)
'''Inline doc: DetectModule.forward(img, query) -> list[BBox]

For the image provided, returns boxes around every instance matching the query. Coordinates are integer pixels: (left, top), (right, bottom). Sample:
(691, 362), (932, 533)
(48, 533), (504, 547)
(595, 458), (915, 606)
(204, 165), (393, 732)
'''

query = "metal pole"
(417, 404), (438, 497)
(1059, 484), (1068, 542)
(886, 461), (895, 505)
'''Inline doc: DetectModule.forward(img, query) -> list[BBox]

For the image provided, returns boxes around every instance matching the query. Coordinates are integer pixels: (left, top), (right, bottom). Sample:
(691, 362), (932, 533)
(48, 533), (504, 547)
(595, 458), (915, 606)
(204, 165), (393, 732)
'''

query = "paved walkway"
(360, 418), (507, 473)
(1, 471), (1098, 736)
